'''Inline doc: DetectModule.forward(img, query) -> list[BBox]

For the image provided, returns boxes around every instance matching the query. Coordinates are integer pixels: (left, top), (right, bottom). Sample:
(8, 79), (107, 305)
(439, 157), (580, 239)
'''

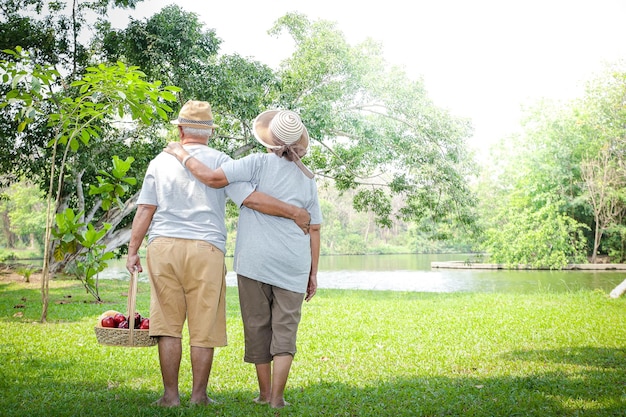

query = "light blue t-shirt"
(137, 144), (254, 253)
(222, 153), (322, 293)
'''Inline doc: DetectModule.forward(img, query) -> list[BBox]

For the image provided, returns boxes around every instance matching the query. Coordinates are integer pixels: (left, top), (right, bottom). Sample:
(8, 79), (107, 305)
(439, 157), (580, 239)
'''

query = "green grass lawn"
(1, 277), (625, 416)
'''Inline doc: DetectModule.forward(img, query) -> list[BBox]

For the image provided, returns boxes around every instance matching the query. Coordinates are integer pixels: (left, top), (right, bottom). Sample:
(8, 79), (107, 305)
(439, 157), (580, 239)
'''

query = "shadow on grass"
(504, 346), (626, 369)
(1, 346), (624, 416)
(286, 360), (626, 416)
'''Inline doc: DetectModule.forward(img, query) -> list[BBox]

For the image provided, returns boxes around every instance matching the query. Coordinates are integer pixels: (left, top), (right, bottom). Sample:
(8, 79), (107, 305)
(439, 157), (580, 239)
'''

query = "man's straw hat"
(170, 100), (218, 129)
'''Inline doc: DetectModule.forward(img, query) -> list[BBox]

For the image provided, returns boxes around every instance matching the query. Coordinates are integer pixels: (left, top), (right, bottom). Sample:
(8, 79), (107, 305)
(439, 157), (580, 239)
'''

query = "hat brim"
(253, 110), (309, 150)
(171, 120), (219, 129)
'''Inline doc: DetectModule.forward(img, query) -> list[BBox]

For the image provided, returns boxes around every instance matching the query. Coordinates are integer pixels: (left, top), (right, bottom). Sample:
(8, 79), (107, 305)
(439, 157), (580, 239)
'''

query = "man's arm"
(126, 204), (157, 273)
(243, 191), (311, 234)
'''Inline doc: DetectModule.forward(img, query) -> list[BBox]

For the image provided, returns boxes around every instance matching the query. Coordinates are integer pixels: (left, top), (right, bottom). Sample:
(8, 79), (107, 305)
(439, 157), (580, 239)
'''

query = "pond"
(99, 253), (626, 294)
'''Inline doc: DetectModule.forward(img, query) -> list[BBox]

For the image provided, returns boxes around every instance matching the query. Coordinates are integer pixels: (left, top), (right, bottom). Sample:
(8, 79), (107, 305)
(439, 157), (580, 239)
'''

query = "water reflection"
(312, 269), (624, 293)
(98, 254), (625, 293)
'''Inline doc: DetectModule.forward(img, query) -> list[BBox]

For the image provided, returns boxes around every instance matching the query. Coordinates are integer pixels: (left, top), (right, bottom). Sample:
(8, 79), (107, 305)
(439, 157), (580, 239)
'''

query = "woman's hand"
(164, 142), (188, 161)
(305, 274), (317, 302)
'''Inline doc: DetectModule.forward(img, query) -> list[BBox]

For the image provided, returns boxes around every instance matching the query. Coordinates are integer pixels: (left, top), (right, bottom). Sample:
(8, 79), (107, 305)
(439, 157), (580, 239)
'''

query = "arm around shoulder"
(163, 142), (229, 188)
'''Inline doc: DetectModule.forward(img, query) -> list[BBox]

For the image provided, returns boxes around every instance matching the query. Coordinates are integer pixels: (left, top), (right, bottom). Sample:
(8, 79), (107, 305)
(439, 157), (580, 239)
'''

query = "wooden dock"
(430, 261), (626, 270)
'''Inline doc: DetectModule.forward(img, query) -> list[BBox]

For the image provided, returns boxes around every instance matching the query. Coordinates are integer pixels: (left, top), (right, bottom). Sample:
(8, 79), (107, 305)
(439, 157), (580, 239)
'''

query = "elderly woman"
(165, 109), (322, 409)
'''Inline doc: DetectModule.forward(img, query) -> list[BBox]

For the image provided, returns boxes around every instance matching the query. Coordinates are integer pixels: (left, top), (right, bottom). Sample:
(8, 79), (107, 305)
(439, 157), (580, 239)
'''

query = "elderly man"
(126, 101), (310, 407)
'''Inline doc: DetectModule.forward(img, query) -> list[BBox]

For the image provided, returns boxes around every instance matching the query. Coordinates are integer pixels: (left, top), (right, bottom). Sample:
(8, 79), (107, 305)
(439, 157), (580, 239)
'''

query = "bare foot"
(152, 396), (180, 407)
(253, 396), (269, 405)
(190, 396), (217, 406)
(270, 400), (290, 409)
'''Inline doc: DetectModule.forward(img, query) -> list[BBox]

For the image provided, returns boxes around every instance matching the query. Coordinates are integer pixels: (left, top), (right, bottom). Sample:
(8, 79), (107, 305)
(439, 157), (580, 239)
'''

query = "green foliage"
(602, 223), (626, 263)
(51, 154), (141, 301)
(15, 264), (37, 282)
(59, 61), (178, 141)
(89, 155), (137, 211)
(1, 46), (178, 286)
(479, 62), (626, 265)
(0, 250), (17, 261)
(51, 207), (113, 301)
(353, 189), (392, 228)
(269, 14), (478, 237)
(96, 4), (220, 103)
(484, 201), (589, 269)
(0, 180), (47, 249)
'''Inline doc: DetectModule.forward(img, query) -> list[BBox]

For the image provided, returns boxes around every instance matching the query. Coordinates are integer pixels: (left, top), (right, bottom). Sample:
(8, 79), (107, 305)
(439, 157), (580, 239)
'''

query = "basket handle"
(126, 269), (139, 345)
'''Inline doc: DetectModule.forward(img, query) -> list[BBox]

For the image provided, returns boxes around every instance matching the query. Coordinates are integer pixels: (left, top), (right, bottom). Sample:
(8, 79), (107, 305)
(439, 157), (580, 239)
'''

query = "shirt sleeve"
(307, 181), (323, 225)
(136, 163), (157, 206)
(221, 155), (258, 184)
(220, 155), (256, 207)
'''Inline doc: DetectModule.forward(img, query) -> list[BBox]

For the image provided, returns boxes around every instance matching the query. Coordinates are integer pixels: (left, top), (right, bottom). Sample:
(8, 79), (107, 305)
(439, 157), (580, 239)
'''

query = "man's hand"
(294, 207), (311, 235)
(126, 254), (142, 274)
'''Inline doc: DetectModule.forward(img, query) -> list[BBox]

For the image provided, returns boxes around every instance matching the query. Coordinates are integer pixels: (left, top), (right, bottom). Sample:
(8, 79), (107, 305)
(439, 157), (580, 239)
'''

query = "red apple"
(117, 320), (129, 329)
(101, 316), (116, 328)
(133, 312), (142, 329)
(113, 313), (126, 325)
(139, 318), (150, 329)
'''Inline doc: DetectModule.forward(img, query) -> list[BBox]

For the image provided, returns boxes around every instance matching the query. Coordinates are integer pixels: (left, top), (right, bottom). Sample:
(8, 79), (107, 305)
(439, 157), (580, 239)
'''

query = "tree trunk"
(2, 211), (16, 248)
(591, 220), (602, 264)
(609, 278), (626, 298)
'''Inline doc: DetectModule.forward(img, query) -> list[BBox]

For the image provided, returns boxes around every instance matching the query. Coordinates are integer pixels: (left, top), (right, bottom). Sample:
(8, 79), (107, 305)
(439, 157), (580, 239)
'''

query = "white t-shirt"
(222, 153), (322, 293)
(137, 145), (253, 253)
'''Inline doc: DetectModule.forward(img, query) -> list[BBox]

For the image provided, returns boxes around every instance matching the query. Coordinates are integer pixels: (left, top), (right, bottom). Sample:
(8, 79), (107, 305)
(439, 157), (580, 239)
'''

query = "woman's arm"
(164, 142), (229, 188)
(164, 142), (311, 233)
(305, 224), (321, 302)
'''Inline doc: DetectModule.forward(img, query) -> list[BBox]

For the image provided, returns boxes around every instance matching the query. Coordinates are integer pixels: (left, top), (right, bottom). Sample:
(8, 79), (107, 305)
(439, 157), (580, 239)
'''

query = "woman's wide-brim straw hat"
(253, 110), (309, 151)
(170, 100), (219, 129)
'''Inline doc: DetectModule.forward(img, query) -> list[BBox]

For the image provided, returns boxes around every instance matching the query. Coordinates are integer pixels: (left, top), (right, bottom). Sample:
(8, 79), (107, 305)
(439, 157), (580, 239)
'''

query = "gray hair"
(181, 126), (212, 138)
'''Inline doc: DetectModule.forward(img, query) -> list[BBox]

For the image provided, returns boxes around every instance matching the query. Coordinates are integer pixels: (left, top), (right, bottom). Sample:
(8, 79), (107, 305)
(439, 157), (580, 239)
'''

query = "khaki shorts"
(237, 274), (305, 364)
(146, 237), (227, 348)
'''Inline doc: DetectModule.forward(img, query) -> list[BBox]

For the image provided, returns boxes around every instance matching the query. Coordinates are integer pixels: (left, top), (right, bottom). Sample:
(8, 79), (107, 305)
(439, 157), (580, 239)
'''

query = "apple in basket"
(101, 316), (116, 328)
(139, 318), (150, 329)
(99, 310), (122, 327)
(113, 313), (127, 326)
(133, 312), (142, 329)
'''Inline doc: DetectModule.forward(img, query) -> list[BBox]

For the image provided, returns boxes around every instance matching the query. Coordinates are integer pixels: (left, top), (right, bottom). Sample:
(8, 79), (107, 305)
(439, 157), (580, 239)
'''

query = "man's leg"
(155, 336), (182, 407)
(190, 346), (215, 405)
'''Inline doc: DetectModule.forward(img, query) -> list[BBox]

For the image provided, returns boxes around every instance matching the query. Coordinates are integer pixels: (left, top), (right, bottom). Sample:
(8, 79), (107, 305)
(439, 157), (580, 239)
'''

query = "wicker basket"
(94, 270), (157, 347)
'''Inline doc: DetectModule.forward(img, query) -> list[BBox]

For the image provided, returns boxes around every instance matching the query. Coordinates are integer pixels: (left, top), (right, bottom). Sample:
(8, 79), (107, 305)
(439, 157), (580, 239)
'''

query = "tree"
(0, 180), (47, 250)
(478, 62), (626, 269)
(483, 198), (588, 269)
(1, 48), (178, 319)
(99, 10), (480, 246)
(1, 4), (480, 303)
(580, 146), (626, 263)
(268, 13), (478, 235)
(0, 1), (177, 278)
(95, 4), (220, 101)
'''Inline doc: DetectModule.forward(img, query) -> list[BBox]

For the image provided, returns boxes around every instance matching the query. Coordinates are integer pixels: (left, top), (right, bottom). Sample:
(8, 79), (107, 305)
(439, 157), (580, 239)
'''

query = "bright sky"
(110, 0), (626, 158)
